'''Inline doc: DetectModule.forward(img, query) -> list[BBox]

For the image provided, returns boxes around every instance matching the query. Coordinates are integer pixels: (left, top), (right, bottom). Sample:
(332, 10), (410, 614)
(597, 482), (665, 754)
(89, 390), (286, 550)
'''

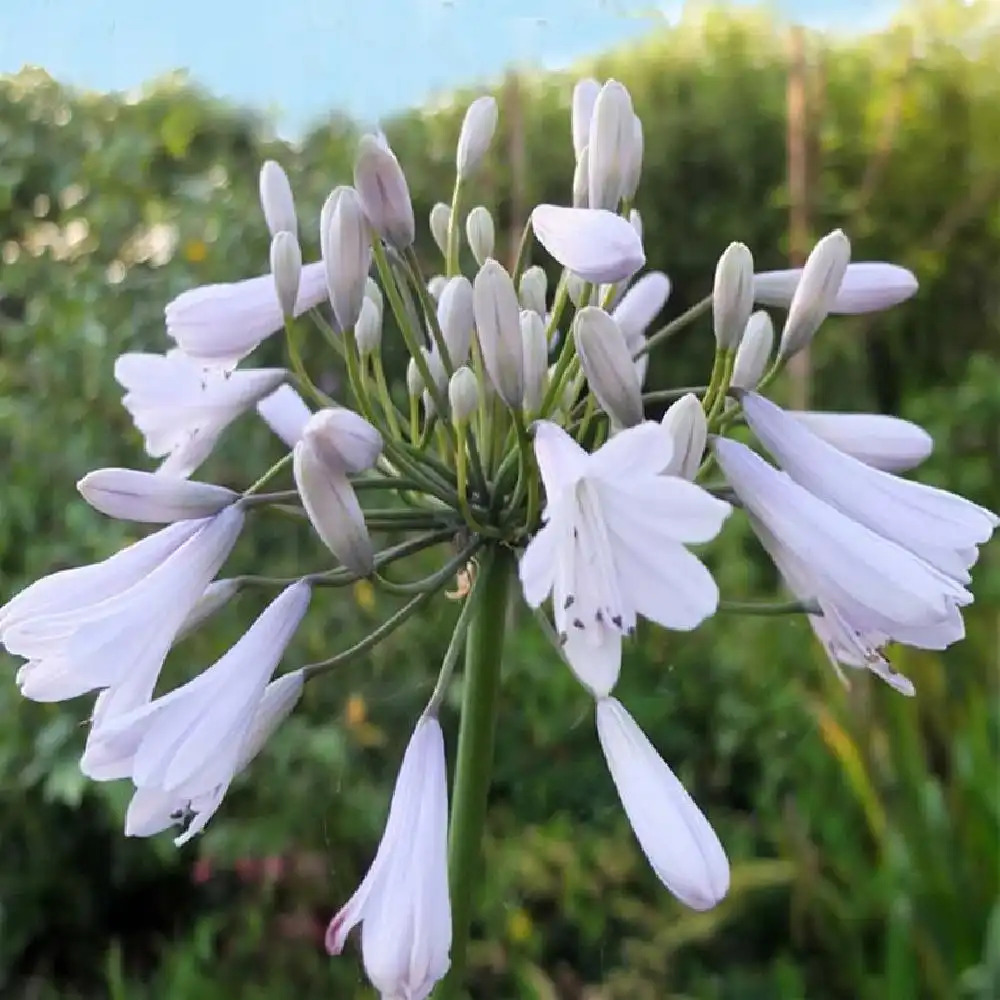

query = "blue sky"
(1, 1), (898, 136)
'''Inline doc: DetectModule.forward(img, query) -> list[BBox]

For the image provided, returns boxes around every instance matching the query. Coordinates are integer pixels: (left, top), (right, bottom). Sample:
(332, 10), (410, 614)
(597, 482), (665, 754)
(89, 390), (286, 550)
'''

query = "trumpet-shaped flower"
(115, 351), (286, 478)
(597, 697), (729, 909)
(4, 507), (244, 716)
(740, 391), (997, 582)
(82, 583), (310, 843)
(326, 715), (451, 1000)
(165, 261), (327, 368)
(519, 421), (731, 695)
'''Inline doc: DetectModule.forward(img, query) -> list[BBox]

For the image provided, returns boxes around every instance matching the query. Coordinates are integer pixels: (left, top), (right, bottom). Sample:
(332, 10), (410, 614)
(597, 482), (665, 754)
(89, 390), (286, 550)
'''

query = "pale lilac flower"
(257, 384), (312, 448)
(530, 205), (645, 284)
(519, 421), (731, 695)
(77, 468), (236, 523)
(456, 96), (498, 179)
(429, 202), (451, 255)
(790, 411), (933, 473)
(713, 242), (755, 350)
(323, 185), (372, 331)
(597, 697), (729, 909)
(354, 133), (415, 250)
(165, 262), (327, 368)
(587, 80), (635, 210)
(326, 715), (451, 1000)
(660, 394), (707, 480)
(115, 351), (286, 478)
(82, 583), (310, 843)
(740, 391), (997, 582)
(473, 259), (524, 410)
(612, 270), (671, 386)
(713, 437), (976, 694)
(730, 312), (774, 390)
(571, 78), (600, 159)
(259, 160), (297, 237)
(465, 205), (495, 267)
(4, 507), (244, 716)
(270, 230), (302, 317)
(754, 261), (918, 315)
(573, 307), (643, 428)
(437, 275), (475, 366)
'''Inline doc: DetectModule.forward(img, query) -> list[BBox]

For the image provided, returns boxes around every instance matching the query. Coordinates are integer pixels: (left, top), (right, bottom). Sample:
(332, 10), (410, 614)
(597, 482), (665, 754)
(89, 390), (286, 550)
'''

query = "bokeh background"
(1, 1), (998, 998)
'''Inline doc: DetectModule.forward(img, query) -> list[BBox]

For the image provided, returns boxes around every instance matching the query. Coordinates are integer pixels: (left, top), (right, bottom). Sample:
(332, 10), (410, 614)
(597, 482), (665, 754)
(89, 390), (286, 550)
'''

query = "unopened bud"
(259, 160), (297, 237)
(176, 579), (241, 641)
(448, 366), (479, 423)
(355, 296), (382, 356)
(572, 78), (600, 160)
(778, 229), (851, 360)
(573, 307), (642, 428)
(354, 133), (415, 250)
(364, 276), (384, 317)
(438, 275), (474, 365)
(422, 349), (447, 416)
(302, 408), (383, 476)
(550, 362), (578, 416)
(456, 96), (498, 179)
(406, 357), (424, 398)
(323, 186), (371, 331)
(620, 115), (643, 203)
(270, 231), (302, 318)
(520, 310), (548, 414)
(573, 146), (590, 208)
(77, 468), (236, 523)
(587, 80), (635, 211)
(713, 242), (754, 350)
(519, 265), (548, 316)
(427, 275), (448, 301)
(429, 202), (451, 256)
(465, 206), (495, 268)
(472, 258), (523, 410)
(567, 273), (588, 307)
(660, 394), (707, 480)
(731, 311), (774, 390)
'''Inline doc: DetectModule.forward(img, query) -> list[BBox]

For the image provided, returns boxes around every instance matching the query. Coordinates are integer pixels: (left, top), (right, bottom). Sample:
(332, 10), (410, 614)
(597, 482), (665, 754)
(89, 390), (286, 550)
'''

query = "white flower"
(730, 311), (774, 390)
(712, 242), (755, 351)
(740, 391), (997, 582)
(790, 411), (933, 473)
(437, 275), (475, 366)
(326, 715), (451, 1000)
(165, 261), (327, 368)
(753, 262), (918, 315)
(531, 204), (645, 285)
(587, 80), (635, 210)
(612, 270), (671, 386)
(660, 394), (707, 480)
(270, 230), (302, 318)
(573, 307), (643, 428)
(429, 202), (451, 255)
(472, 258), (524, 410)
(572, 146), (590, 208)
(465, 205), (495, 267)
(323, 185), (372, 331)
(456, 95), (498, 179)
(354, 133), (415, 250)
(518, 265), (548, 317)
(257, 384), (312, 448)
(571, 78), (600, 159)
(82, 582), (310, 843)
(259, 160), (297, 237)
(4, 507), (244, 716)
(293, 410), (380, 575)
(175, 578), (241, 641)
(519, 421), (731, 695)
(448, 366), (479, 423)
(115, 351), (286, 478)
(712, 437), (975, 694)
(596, 697), (729, 909)
(520, 310), (548, 415)
(77, 468), (237, 523)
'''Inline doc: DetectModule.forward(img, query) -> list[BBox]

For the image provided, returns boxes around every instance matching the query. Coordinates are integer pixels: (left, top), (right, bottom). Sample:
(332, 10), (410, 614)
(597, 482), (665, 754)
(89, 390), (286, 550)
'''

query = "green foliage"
(1, 2), (998, 998)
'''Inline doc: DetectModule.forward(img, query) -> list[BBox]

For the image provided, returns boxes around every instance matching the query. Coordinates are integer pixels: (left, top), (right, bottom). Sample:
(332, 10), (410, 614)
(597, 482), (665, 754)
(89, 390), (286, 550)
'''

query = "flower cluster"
(2, 76), (995, 999)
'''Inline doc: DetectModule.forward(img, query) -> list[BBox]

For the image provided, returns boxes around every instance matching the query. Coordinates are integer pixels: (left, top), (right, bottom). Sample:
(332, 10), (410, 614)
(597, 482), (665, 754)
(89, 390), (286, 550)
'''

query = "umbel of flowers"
(3, 80), (995, 998)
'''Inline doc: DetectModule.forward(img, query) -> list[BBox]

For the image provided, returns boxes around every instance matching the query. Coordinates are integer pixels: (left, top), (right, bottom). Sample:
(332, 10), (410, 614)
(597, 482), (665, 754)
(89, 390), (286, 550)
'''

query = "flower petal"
(790, 411), (933, 472)
(531, 204), (645, 284)
(753, 262), (918, 314)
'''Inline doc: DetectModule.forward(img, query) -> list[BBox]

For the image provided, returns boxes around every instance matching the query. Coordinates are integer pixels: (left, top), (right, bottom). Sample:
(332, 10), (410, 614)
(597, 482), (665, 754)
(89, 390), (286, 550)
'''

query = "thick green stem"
(437, 545), (512, 999)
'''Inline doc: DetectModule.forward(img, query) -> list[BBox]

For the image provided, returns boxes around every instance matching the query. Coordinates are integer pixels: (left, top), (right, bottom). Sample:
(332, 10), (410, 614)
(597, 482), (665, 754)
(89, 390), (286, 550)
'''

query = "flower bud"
(549, 362), (578, 416)
(293, 439), (373, 576)
(427, 274), (448, 301)
(456, 95), (498, 179)
(567, 272), (588, 307)
(754, 262), (916, 315)
(429, 202), (451, 255)
(176, 578), (241, 641)
(448, 366), (479, 423)
(323, 186), (371, 331)
(259, 160), (296, 237)
(572, 146), (590, 208)
(572, 78), (600, 159)
(77, 468), (237, 523)
(422, 349), (447, 416)
(621, 115), (644, 202)
(532, 205), (645, 285)
(731, 311), (774, 390)
(364, 275), (383, 313)
(519, 265), (548, 316)
(465, 206), (495, 268)
(573, 307), (642, 428)
(406, 357), (423, 398)
(629, 208), (642, 241)
(270, 231), (302, 318)
(355, 296), (382, 356)
(302, 408), (383, 476)
(353, 133), (415, 250)
(777, 229), (851, 360)
(660, 394), (707, 480)
(472, 258), (524, 410)
(521, 310), (548, 414)
(587, 80), (635, 211)
(438, 275), (474, 365)
(712, 242), (754, 351)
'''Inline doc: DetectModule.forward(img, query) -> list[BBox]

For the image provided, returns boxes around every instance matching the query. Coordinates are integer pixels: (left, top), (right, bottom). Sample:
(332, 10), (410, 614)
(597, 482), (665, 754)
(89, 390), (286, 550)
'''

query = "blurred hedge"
(0, 2), (998, 998)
